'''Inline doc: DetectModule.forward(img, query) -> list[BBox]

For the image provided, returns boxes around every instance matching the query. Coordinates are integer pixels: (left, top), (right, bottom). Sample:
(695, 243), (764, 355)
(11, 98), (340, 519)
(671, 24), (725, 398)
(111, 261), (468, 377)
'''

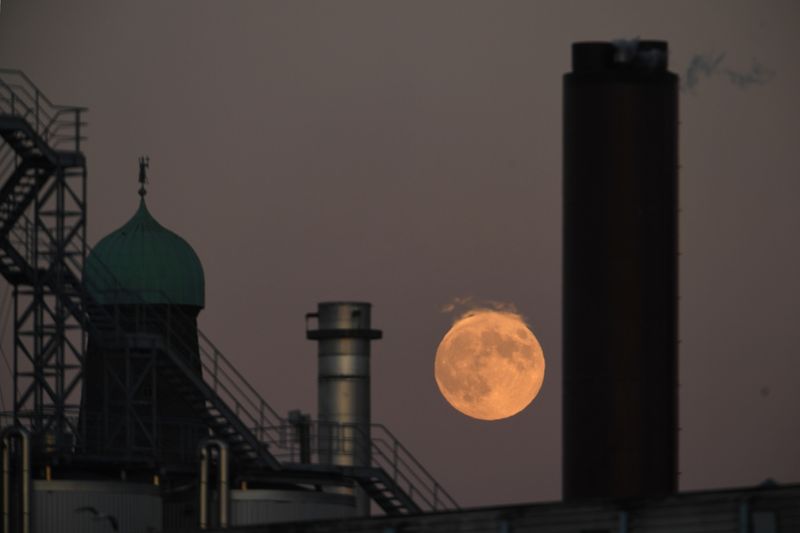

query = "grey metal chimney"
(306, 302), (382, 515)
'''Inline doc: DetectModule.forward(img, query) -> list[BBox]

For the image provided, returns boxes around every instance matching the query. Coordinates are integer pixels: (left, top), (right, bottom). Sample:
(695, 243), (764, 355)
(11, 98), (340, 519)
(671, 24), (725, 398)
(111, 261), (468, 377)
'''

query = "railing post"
(75, 109), (81, 152)
(259, 402), (265, 441)
(393, 439), (399, 480)
(213, 351), (219, 392)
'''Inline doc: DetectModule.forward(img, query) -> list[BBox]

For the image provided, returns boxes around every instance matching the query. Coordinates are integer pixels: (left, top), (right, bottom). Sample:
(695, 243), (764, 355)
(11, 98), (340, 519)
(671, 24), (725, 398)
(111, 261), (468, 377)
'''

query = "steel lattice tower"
(0, 69), (87, 459)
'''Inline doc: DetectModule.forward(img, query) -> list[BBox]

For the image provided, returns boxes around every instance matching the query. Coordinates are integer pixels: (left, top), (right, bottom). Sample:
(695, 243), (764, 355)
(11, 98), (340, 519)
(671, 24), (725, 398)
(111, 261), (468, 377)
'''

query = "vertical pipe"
(563, 40), (679, 500)
(739, 499), (750, 533)
(199, 448), (208, 530)
(306, 302), (382, 516)
(198, 440), (229, 529)
(619, 511), (629, 533)
(20, 432), (28, 533)
(1, 428), (30, 533)
(219, 443), (229, 528)
(288, 411), (311, 464)
(2, 437), (8, 533)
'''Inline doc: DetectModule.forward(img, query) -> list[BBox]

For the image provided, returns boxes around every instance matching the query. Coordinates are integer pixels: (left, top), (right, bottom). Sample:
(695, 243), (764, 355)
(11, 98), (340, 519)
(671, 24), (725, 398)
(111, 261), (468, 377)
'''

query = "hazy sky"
(1, 1), (798, 508)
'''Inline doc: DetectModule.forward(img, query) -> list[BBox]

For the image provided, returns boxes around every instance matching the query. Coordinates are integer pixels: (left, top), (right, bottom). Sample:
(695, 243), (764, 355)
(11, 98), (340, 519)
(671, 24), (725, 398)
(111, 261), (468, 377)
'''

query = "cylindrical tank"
(230, 488), (356, 526)
(562, 40), (679, 500)
(31, 480), (161, 533)
(306, 302), (382, 516)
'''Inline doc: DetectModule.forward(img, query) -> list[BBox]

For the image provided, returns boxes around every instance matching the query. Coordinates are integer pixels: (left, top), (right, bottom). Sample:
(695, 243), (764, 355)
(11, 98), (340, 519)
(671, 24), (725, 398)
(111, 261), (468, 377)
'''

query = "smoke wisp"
(685, 52), (775, 91)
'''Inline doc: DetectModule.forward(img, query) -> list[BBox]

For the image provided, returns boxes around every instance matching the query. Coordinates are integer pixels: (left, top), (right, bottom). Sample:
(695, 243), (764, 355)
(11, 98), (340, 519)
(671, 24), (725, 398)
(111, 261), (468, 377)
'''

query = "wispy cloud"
(441, 297), (525, 324)
(440, 296), (473, 314)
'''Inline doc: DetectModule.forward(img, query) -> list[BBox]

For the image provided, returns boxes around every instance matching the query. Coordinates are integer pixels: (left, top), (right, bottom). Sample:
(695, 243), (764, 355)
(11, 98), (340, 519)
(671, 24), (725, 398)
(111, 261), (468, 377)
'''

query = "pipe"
(199, 448), (208, 530)
(198, 439), (229, 529)
(619, 511), (629, 533)
(739, 499), (750, 533)
(219, 442), (229, 528)
(288, 410), (311, 464)
(1, 427), (30, 533)
(2, 437), (8, 533)
(21, 433), (28, 533)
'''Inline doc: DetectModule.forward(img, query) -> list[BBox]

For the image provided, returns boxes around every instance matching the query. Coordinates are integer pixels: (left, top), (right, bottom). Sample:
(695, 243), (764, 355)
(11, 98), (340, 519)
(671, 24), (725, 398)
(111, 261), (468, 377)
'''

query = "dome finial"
(138, 156), (150, 198)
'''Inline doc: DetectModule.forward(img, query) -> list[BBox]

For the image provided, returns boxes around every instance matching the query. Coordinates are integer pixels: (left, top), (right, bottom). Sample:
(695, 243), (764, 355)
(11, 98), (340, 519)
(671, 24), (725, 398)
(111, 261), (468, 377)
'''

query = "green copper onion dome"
(84, 198), (205, 307)
(84, 159), (205, 308)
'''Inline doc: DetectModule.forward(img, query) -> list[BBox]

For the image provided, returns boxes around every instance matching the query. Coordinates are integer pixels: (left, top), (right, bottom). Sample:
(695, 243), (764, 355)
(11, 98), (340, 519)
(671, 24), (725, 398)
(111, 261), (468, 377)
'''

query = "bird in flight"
(74, 506), (119, 532)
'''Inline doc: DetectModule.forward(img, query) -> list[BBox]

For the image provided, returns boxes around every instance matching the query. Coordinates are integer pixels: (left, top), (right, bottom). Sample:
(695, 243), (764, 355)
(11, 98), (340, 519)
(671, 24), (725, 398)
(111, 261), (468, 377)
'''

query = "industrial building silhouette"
(1, 41), (798, 533)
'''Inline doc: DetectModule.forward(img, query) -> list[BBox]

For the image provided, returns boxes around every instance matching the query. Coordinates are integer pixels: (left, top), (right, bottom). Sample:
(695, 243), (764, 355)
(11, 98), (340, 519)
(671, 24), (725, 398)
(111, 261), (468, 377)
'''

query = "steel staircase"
(0, 157), (48, 236)
(70, 250), (285, 471)
(79, 231), (458, 514)
(353, 467), (421, 514)
(0, 69), (458, 516)
(157, 341), (281, 469)
(277, 421), (457, 514)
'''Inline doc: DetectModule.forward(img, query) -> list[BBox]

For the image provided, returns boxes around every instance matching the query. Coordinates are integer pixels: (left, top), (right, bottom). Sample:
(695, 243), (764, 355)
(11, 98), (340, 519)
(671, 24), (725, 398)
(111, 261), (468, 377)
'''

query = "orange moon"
(434, 310), (545, 420)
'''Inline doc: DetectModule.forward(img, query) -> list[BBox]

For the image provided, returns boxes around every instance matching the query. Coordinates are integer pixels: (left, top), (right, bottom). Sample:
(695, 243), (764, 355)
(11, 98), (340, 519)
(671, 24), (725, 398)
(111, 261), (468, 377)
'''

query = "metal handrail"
(0, 70), (87, 118)
(370, 423), (459, 510)
(0, 69), (87, 152)
(0, 411), (213, 466)
(0, 69), (71, 109)
(256, 420), (458, 512)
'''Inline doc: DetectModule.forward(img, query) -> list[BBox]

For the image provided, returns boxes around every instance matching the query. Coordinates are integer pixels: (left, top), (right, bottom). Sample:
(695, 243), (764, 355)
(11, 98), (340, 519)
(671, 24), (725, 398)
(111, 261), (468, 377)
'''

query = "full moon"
(434, 310), (545, 421)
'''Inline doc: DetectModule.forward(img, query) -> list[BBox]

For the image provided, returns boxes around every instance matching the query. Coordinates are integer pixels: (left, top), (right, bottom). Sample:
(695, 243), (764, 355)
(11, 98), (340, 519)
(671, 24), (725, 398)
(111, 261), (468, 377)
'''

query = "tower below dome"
(79, 161), (207, 465)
